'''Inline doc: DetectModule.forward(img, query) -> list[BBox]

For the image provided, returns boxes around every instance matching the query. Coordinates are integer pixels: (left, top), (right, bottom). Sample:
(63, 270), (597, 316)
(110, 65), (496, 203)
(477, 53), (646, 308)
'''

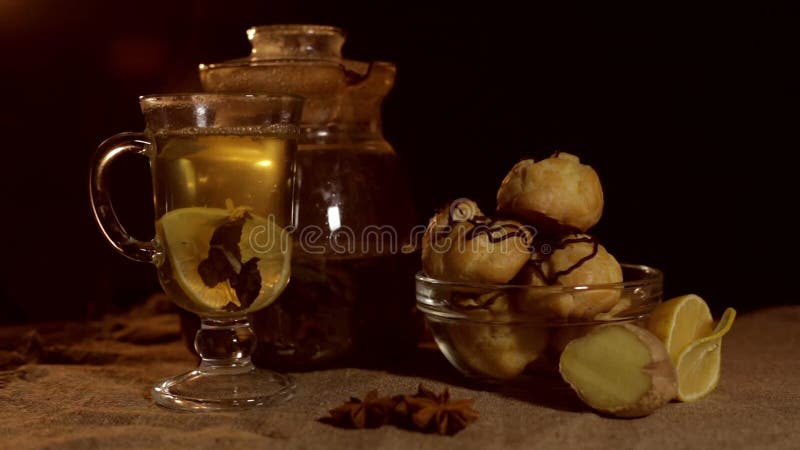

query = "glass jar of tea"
(192, 25), (420, 369)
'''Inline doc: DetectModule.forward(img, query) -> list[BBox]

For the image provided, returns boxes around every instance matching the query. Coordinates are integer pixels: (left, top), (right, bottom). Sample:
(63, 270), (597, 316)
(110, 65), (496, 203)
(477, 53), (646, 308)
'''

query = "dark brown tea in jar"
(252, 252), (420, 369)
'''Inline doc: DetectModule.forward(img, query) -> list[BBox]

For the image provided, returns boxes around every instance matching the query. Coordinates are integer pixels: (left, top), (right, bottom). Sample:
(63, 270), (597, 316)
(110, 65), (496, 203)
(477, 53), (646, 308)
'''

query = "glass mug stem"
(152, 315), (295, 410)
(195, 317), (256, 372)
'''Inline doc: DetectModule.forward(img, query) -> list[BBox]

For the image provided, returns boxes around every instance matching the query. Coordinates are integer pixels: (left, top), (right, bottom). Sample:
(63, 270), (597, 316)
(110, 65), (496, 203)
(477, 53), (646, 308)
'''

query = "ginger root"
(559, 323), (677, 418)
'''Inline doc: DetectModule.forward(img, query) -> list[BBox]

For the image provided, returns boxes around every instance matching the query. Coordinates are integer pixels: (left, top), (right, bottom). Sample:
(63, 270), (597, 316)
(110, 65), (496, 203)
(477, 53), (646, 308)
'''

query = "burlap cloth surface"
(0, 297), (797, 450)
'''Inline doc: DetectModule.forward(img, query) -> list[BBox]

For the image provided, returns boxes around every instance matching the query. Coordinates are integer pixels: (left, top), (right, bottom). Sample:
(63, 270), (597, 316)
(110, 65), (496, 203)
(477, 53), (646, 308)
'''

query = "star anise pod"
(328, 390), (397, 429)
(401, 384), (480, 435)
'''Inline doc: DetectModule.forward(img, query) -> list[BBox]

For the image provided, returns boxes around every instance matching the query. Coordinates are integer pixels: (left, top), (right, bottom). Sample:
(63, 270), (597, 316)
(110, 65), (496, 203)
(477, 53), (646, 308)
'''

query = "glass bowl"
(415, 264), (663, 382)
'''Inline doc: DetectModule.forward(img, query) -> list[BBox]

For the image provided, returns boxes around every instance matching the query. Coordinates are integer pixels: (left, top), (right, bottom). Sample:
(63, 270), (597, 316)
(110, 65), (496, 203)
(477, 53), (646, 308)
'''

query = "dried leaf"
(197, 211), (262, 309)
(231, 257), (261, 308)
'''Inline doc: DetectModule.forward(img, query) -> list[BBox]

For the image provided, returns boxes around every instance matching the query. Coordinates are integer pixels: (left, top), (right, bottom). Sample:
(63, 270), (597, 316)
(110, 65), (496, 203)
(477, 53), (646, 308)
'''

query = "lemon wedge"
(158, 207), (290, 311)
(646, 294), (714, 362)
(674, 307), (736, 402)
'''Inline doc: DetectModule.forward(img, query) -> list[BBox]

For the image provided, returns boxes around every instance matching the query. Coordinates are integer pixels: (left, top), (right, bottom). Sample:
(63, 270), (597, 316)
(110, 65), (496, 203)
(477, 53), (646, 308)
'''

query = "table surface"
(1, 297), (798, 450)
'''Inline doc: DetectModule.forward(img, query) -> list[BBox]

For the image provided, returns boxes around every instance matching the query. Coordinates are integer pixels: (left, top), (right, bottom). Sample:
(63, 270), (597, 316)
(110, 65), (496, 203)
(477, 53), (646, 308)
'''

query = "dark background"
(0, 2), (793, 322)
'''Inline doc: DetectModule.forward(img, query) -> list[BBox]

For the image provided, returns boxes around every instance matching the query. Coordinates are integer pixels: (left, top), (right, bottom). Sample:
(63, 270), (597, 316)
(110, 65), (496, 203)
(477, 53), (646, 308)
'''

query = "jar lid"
(200, 25), (346, 70)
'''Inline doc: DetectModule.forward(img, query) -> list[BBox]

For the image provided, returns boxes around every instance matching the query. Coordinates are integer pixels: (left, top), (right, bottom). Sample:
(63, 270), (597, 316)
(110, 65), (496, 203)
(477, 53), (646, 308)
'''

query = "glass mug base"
(152, 365), (295, 411)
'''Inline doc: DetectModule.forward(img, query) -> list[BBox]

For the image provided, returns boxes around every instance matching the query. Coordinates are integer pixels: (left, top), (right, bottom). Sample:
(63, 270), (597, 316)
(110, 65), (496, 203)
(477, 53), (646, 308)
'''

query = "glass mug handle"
(89, 132), (159, 263)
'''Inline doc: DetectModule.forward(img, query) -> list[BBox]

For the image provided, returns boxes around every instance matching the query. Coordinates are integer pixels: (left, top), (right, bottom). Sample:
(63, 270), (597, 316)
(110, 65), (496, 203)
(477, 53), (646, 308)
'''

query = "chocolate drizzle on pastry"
(432, 199), (534, 246)
(464, 220), (533, 246)
(528, 234), (599, 285)
(432, 199), (600, 286)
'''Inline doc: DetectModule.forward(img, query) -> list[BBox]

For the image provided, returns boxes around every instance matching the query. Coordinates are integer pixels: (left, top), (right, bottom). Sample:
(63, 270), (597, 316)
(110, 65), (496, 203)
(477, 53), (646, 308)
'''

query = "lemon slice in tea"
(646, 294), (714, 362)
(675, 307), (736, 402)
(158, 207), (291, 311)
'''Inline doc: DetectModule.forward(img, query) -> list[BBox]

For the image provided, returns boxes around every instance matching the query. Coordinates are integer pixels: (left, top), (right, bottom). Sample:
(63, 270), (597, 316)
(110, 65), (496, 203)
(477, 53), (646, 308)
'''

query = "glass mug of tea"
(89, 94), (302, 411)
